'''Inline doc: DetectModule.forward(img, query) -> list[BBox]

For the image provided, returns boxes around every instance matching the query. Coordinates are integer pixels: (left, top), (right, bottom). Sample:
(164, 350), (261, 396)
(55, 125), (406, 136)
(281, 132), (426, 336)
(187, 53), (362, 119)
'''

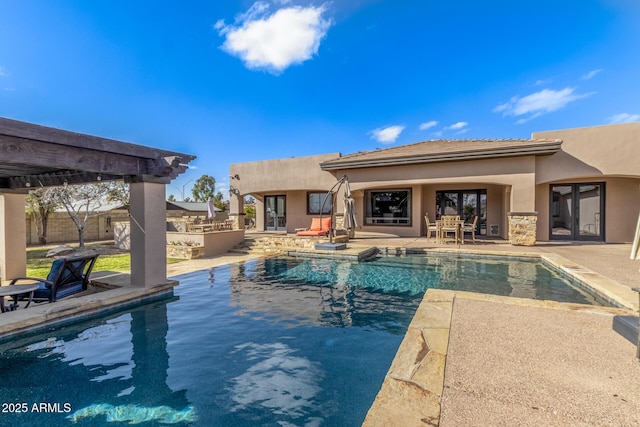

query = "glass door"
(578, 184), (603, 240)
(265, 195), (286, 231)
(550, 185), (573, 239)
(550, 183), (604, 241)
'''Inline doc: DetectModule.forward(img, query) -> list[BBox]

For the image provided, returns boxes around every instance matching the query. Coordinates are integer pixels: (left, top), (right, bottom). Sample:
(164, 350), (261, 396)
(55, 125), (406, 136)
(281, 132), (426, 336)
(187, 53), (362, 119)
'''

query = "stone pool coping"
(362, 289), (638, 426)
(0, 281), (177, 340)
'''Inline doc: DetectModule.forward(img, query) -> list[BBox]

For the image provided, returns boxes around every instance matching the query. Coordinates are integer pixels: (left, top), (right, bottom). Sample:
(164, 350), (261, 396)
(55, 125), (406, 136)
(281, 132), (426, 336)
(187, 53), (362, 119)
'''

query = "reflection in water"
(228, 342), (326, 423)
(67, 403), (198, 424)
(0, 297), (193, 426)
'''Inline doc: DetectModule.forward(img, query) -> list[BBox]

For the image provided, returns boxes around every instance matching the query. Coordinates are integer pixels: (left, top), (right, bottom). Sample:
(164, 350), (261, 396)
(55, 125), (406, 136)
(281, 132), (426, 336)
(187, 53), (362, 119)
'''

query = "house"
(166, 201), (227, 220)
(228, 122), (640, 245)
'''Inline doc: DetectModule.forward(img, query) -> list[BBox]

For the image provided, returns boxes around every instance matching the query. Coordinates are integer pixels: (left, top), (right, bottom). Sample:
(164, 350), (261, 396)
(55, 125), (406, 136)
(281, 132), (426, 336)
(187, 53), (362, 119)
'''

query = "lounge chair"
(296, 217), (331, 236)
(10, 253), (99, 303)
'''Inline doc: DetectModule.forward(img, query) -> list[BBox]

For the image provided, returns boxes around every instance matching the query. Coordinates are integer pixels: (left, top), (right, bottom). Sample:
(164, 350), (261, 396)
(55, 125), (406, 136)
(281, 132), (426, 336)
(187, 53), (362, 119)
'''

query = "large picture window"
(307, 192), (332, 215)
(365, 189), (411, 225)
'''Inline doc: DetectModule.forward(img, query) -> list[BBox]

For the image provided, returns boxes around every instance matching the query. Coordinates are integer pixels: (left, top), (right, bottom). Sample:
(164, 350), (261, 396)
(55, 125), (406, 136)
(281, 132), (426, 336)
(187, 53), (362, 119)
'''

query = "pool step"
(228, 237), (264, 255)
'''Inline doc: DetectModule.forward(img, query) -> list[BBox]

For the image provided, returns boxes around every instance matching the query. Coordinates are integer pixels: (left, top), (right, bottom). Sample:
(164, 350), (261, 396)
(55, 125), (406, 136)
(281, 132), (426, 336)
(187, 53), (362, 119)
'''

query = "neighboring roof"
(166, 201), (221, 212)
(0, 116), (196, 189)
(320, 138), (563, 170)
(54, 201), (127, 213)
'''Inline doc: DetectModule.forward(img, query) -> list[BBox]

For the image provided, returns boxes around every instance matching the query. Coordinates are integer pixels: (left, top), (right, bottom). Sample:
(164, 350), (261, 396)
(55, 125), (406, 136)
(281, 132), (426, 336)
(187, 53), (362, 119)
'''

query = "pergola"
(0, 117), (196, 286)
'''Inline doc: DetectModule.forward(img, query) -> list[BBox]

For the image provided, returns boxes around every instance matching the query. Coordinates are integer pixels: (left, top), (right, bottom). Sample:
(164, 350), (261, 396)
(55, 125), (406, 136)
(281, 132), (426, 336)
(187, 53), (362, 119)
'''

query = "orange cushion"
(297, 229), (327, 236)
(309, 218), (322, 231)
(321, 217), (331, 231)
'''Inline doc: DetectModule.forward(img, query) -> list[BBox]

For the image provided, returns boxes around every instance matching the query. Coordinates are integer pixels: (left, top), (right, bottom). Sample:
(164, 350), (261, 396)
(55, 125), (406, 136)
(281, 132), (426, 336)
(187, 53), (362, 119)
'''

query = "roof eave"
(320, 142), (562, 171)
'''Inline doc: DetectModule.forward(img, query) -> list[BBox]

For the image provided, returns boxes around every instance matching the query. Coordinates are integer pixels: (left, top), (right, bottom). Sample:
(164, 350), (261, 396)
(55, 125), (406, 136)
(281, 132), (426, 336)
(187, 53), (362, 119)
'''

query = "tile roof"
(320, 138), (562, 170)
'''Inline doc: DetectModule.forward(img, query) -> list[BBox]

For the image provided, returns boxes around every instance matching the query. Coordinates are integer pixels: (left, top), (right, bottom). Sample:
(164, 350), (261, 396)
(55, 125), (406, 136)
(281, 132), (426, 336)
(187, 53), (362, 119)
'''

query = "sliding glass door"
(550, 183), (604, 241)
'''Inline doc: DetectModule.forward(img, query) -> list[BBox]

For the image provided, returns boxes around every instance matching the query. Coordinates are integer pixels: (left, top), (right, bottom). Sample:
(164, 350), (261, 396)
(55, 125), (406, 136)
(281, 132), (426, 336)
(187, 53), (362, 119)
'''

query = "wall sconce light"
(97, 174), (102, 181)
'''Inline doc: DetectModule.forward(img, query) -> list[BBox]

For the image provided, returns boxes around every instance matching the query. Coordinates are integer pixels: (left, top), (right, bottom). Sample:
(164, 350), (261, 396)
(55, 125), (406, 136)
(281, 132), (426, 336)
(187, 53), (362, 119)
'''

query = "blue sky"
(1, 0), (639, 199)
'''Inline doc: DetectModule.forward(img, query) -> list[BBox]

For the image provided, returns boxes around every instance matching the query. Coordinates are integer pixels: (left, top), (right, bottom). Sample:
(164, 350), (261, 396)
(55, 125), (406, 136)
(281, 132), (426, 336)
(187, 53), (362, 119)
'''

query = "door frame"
(549, 182), (605, 241)
(264, 195), (287, 231)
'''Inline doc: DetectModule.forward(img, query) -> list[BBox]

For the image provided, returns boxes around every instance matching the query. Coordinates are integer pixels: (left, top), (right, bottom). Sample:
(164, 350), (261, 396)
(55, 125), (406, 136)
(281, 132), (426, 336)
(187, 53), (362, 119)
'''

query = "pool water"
(0, 255), (605, 426)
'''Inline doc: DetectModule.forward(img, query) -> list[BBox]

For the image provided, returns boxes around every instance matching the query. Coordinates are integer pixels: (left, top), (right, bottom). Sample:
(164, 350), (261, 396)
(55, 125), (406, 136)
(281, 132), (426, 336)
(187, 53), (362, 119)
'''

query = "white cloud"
(0, 66), (6, 77)
(493, 88), (594, 122)
(216, 2), (332, 74)
(444, 121), (468, 131)
(419, 120), (438, 130)
(609, 113), (640, 124)
(581, 69), (602, 80)
(370, 125), (405, 144)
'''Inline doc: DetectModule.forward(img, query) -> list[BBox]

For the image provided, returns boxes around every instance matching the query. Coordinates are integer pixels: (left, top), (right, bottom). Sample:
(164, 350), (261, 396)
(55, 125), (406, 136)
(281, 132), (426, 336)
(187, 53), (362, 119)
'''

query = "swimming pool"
(0, 254), (607, 426)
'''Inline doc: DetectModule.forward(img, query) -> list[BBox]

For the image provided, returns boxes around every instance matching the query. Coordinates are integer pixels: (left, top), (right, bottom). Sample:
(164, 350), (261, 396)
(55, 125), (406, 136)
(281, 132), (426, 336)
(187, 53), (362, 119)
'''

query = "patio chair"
(440, 215), (461, 244)
(463, 215), (479, 243)
(424, 214), (438, 242)
(10, 253), (99, 303)
(296, 217), (331, 236)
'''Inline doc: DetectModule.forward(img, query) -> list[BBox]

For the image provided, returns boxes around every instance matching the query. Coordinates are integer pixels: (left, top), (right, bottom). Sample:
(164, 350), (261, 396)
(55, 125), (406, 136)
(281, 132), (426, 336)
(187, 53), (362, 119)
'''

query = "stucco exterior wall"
(534, 122), (640, 183)
(230, 153), (340, 195)
(533, 123), (640, 243)
(536, 177), (640, 242)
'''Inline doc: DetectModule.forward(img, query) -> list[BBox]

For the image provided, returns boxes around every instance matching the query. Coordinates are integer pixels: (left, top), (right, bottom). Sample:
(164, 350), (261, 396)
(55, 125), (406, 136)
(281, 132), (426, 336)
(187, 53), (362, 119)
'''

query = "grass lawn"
(26, 242), (184, 278)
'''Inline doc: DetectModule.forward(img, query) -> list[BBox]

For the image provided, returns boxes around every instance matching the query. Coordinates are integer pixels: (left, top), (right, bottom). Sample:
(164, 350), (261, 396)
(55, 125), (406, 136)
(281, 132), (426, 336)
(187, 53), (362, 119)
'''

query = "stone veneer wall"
(258, 234), (349, 253)
(508, 212), (537, 246)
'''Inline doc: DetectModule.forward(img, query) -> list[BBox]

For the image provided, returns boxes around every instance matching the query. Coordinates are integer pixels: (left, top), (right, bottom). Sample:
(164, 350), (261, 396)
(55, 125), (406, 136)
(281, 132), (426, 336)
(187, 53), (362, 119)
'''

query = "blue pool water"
(0, 255), (605, 426)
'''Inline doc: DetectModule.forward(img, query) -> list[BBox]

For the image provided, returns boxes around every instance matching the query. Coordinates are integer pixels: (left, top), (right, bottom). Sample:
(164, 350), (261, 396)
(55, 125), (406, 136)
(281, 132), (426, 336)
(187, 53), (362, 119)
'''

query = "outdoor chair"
(463, 215), (479, 243)
(424, 214), (438, 242)
(440, 215), (461, 244)
(11, 253), (99, 303)
(296, 217), (331, 236)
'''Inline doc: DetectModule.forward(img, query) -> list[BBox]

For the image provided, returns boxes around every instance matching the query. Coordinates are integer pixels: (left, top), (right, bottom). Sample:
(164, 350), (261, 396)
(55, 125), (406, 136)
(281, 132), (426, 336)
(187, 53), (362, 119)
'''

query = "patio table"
(0, 283), (39, 312)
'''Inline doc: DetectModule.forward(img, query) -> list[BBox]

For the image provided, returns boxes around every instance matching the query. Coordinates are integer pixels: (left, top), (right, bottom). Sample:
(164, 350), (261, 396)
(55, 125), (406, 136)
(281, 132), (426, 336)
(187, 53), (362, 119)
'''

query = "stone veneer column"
(0, 192), (27, 281)
(508, 212), (538, 246)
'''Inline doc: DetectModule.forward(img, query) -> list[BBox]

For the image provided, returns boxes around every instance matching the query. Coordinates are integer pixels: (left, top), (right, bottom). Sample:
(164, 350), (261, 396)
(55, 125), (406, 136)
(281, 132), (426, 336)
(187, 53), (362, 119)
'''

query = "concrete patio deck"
(1, 234), (639, 425)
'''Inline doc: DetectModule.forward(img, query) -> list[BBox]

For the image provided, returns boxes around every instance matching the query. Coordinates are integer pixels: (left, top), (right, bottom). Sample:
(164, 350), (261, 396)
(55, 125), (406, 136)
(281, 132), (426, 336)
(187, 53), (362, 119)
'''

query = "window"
(307, 192), (333, 215)
(365, 189), (411, 225)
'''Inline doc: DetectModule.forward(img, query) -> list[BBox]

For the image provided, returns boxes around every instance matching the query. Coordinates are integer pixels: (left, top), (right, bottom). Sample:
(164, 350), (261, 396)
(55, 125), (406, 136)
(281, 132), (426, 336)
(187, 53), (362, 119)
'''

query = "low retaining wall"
(166, 229), (245, 257)
(258, 234), (349, 253)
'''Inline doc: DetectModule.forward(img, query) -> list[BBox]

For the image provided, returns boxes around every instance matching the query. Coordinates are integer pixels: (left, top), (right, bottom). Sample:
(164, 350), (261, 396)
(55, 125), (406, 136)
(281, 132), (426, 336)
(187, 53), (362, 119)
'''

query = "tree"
(26, 187), (59, 244)
(191, 175), (216, 202)
(244, 196), (256, 204)
(53, 183), (111, 247)
(212, 191), (226, 211)
(167, 194), (176, 202)
(106, 181), (130, 211)
(244, 205), (256, 220)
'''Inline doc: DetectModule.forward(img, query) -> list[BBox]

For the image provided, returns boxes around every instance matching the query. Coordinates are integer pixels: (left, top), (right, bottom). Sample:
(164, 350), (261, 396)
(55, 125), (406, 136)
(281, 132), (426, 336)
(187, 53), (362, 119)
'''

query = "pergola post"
(0, 192), (27, 282)
(129, 179), (167, 287)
